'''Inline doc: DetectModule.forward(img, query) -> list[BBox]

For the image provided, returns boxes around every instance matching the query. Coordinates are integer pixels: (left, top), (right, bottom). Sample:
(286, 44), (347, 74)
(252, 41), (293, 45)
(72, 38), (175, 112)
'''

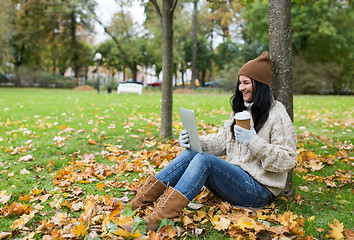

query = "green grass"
(0, 88), (353, 239)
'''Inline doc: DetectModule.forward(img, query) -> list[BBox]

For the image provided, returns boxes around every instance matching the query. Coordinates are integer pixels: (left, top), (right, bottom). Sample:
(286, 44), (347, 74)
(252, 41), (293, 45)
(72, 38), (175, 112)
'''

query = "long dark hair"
(230, 79), (273, 135)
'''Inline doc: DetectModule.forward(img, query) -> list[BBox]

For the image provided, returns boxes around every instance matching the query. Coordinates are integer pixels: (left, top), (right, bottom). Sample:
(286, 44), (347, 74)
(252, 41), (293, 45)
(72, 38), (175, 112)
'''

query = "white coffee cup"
(234, 111), (251, 130)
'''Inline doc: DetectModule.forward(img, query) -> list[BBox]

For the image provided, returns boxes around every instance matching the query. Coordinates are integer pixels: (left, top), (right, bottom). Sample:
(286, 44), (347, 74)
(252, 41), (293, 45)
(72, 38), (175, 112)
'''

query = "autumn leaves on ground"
(0, 88), (353, 240)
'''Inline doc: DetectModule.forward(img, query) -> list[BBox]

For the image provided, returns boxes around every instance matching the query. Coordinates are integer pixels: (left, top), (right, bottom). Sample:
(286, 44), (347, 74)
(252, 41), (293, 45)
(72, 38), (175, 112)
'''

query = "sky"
(94, 0), (145, 44)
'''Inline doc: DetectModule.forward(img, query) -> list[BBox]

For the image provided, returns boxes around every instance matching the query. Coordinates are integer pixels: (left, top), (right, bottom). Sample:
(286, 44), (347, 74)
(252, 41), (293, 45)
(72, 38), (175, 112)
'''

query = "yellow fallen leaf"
(31, 187), (43, 195)
(19, 195), (31, 202)
(97, 182), (105, 190)
(236, 216), (256, 231)
(72, 221), (88, 238)
(212, 215), (230, 231)
(327, 219), (344, 240)
(114, 228), (141, 238)
(182, 215), (196, 229)
(145, 140), (157, 148)
(88, 138), (97, 145)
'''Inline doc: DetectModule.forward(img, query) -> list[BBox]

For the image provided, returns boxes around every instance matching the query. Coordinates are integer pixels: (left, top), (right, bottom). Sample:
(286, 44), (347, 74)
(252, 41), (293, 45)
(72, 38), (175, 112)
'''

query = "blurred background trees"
(0, 0), (352, 94)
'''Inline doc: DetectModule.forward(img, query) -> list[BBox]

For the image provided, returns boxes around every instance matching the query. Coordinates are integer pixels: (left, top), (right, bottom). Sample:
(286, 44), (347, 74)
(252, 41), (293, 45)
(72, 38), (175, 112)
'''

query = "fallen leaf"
(72, 221), (88, 237)
(236, 216), (256, 231)
(88, 138), (97, 145)
(0, 232), (12, 240)
(18, 154), (33, 162)
(19, 194), (31, 202)
(96, 182), (105, 190)
(0, 190), (11, 204)
(19, 168), (30, 175)
(212, 215), (230, 231)
(327, 219), (344, 240)
(188, 202), (203, 210)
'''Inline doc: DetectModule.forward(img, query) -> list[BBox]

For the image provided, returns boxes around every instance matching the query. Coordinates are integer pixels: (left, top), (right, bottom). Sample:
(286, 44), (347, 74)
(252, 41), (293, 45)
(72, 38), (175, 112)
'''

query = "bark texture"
(269, 0), (294, 197)
(160, 0), (175, 137)
(191, 0), (198, 89)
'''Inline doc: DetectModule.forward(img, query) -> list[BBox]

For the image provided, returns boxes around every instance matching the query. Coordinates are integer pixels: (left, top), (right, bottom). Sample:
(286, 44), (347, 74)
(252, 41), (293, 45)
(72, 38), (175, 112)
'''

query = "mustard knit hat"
(238, 51), (272, 86)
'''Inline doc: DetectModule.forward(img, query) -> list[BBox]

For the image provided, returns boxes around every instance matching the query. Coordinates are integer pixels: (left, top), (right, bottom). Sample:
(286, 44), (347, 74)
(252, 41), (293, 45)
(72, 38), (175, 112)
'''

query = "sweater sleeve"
(248, 109), (297, 173)
(199, 114), (233, 156)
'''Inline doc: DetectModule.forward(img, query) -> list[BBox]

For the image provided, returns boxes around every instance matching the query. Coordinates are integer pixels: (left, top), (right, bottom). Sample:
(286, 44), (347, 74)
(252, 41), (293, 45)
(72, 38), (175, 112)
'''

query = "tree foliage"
(0, 0), (14, 73)
(240, 0), (353, 94)
(8, 0), (96, 85)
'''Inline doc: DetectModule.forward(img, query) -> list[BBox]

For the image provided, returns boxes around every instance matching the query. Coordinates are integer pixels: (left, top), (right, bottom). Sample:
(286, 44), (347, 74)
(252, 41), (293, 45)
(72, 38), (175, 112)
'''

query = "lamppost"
(94, 52), (102, 94)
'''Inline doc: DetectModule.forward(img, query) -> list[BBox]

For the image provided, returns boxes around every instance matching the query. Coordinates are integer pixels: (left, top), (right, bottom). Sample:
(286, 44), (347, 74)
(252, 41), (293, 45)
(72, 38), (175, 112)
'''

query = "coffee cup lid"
(234, 111), (251, 120)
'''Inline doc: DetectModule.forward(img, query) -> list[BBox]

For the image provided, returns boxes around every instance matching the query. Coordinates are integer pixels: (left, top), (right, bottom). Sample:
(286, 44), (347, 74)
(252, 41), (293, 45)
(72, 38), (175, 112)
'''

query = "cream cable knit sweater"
(199, 100), (297, 196)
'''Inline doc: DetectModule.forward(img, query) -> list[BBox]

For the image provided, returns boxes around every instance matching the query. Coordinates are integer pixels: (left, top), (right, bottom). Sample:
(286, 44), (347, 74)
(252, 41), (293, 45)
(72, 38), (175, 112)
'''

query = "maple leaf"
(4, 202), (31, 217)
(10, 210), (36, 230)
(211, 215), (230, 231)
(308, 159), (324, 171)
(0, 190), (11, 204)
(79, 200), (97, 224)
(18, 154), (33, 162)
(327, 219), (344, 240)
(236, 216), (257, 231)
(31, 187), (43, 195)
(71, 201), (84, 211)
(0, 232), (12, 240)
(19, 194), (31, 202)
(19, 168), (30, 175)
(114, 228), (141, 238)
(182, 215), (196, 229)
(193, 210), (207, 222)
(72, 221), (88, 238)
(96, 182), (105, 190)
(88, 138), (97, 145)
(344, 229), (354, 239)
(51, 212), (69, 226)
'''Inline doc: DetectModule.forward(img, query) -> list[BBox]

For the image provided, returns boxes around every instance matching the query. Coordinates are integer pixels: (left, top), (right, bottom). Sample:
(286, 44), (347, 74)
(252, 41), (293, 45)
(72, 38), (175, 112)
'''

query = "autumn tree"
(0, 0), (13, 73)
(241, 0), (353, 94)
(9, 0), (96, 85)
(149, 0), (179, 137)
(269, 0), (294, 196)
(190, 0), (198, 89)
(92, 2), (150, 83)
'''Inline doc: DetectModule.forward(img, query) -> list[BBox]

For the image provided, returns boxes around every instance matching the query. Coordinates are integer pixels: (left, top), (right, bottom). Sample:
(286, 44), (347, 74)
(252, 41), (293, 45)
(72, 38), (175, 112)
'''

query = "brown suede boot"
(129, 175), (166, 210)
(143, 187), (189, 231)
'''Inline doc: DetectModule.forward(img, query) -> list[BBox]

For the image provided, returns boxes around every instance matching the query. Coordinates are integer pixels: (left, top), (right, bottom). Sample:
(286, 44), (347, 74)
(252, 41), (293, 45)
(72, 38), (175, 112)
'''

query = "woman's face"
(238, 75), (254, 102)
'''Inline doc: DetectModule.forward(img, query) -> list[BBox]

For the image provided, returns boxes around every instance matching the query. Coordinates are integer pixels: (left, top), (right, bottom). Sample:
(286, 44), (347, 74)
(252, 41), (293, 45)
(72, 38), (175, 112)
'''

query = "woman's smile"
(238, 75), (254, 102)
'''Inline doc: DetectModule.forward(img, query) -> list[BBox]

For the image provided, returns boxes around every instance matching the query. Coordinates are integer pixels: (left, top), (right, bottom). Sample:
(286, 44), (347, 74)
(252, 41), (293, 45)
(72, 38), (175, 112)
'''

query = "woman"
(127, 51), (297, 231)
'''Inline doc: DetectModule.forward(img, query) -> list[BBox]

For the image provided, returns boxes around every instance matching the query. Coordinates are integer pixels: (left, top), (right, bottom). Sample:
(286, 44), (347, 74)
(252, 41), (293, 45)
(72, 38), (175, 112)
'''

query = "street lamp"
(94, 52), (102, 94)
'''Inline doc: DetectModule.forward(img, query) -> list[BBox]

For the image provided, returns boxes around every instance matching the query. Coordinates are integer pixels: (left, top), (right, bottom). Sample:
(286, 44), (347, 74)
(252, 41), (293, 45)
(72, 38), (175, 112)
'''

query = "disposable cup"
(234, 111), (251, 130)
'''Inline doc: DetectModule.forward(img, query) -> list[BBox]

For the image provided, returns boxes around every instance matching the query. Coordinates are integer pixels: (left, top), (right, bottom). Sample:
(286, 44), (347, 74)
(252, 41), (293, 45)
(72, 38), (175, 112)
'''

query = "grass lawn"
(0, 88), (353, 239)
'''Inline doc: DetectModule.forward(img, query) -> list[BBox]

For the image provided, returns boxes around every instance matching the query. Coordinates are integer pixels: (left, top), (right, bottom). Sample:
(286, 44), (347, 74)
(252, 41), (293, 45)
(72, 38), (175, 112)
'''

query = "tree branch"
(88, 8), (133, 69)
(150, 0), (162, 21)
(171, 0), (179, 13)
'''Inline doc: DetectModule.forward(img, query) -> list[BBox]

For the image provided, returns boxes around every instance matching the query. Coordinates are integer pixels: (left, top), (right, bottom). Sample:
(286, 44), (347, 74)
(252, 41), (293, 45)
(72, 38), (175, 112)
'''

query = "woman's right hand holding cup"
(178, 130), (191, 149)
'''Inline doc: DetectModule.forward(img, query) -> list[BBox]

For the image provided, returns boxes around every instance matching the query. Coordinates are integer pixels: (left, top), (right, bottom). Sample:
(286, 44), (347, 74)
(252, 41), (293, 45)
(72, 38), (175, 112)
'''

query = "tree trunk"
(160, 0), (175, 137)
(70, 11), (79, 78)
(130, 64), (138, 82)
(180, 63), (185, 87)
(191, 0), (198, 89)
(269, 0), (294, 197)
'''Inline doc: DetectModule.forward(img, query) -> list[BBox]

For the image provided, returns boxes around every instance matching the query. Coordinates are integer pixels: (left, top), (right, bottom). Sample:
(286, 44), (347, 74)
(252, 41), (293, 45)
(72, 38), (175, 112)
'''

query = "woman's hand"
(234, 125), (257, 146)
(178, 130), (191, 148)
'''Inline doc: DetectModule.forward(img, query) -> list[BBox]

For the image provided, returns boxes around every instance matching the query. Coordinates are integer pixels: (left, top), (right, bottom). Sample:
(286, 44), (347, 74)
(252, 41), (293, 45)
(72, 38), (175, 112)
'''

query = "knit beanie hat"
(238, 51), (272, 86)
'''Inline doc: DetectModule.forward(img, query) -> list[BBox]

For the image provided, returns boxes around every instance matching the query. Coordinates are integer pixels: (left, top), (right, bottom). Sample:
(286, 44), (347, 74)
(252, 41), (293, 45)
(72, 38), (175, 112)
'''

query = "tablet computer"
(180, 108), (202, 153)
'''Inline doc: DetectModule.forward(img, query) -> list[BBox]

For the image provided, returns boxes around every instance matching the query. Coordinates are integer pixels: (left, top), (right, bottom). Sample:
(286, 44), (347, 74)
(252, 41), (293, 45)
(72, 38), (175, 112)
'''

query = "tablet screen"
(180, 108), (202, 153)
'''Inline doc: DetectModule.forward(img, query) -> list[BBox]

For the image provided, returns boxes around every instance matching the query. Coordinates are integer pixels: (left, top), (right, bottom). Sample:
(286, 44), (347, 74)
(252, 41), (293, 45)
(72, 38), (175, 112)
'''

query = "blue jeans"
(156, 149), (273, 208)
